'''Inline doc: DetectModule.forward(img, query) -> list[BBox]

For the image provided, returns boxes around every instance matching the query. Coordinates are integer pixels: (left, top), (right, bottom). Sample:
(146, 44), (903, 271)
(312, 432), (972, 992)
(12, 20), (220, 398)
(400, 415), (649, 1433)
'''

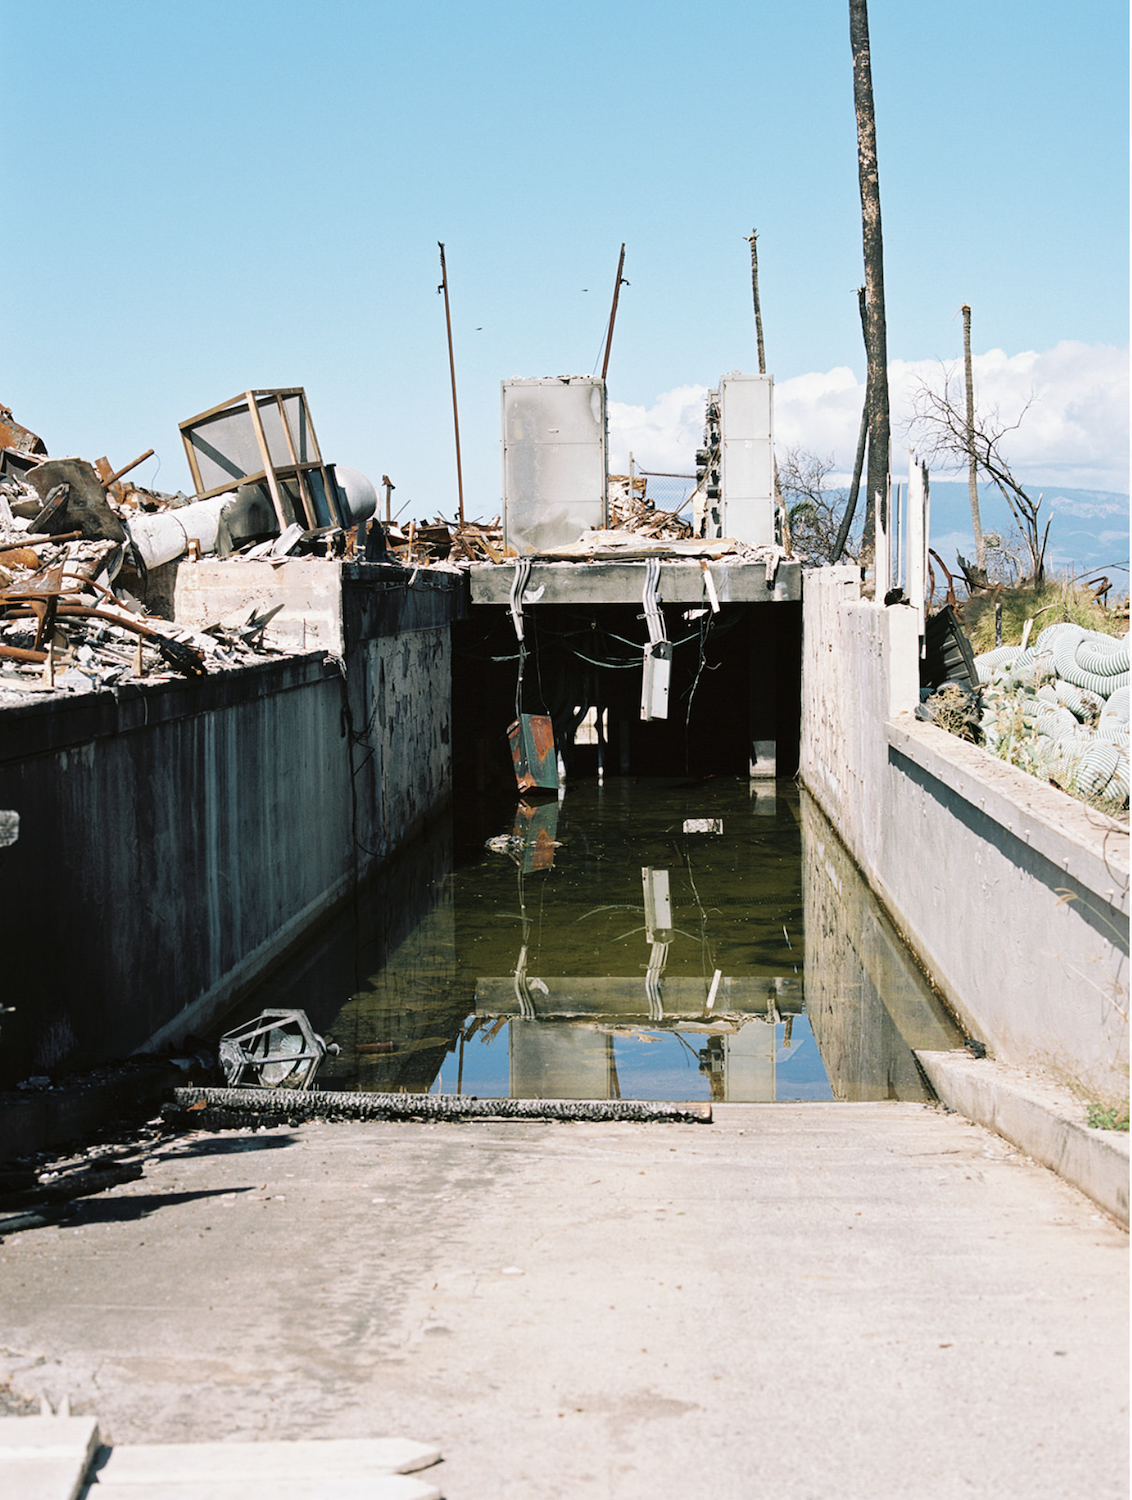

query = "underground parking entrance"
(208, 589), (962, 1109)
(451, 597), (803, 790)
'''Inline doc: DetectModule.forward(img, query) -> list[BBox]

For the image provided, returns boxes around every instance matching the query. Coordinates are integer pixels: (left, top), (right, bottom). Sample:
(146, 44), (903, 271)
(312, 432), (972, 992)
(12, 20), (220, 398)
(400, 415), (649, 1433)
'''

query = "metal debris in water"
(218, 1009), (337, 1090)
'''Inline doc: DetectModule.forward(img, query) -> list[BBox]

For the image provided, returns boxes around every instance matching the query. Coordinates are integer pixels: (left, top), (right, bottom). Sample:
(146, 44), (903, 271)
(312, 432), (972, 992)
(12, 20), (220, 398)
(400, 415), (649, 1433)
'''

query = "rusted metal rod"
(0, 531), (83, 553)
(2, 603), (206, 675)
(601, 243), (627, 383)
(928, 548), (958, 609)
(0, 642), (48, 664)
(102, 449), (154, 489)
(437, 243), (465, 524)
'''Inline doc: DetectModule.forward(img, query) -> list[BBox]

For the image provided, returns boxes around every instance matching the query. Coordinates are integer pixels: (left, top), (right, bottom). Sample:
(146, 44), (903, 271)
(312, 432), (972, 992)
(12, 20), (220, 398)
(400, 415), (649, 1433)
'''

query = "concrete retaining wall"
(0, 564), (462, 1088)
(801, 788), (962, 1101)
(800, 567), (1129, 1103)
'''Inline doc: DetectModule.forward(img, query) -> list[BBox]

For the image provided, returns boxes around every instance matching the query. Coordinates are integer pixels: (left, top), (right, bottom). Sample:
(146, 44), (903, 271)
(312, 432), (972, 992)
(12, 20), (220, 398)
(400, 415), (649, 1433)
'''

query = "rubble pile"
(607, 475), (693, 541)
(381, 515), (511, 569)
(0, 416), (308, 703)
(376, 493), (698, 570)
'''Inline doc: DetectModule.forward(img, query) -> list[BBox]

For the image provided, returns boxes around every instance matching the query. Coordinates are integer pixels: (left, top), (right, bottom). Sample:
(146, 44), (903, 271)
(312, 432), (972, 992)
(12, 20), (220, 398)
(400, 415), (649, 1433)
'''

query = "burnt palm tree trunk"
(962, 303), (987, 575)
(849, 0), (889, 564)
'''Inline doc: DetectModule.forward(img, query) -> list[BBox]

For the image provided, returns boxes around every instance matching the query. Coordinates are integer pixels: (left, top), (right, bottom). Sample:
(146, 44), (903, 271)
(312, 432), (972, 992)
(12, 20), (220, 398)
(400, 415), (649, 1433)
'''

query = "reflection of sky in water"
(771, 1019), (837, 1101)
(230, 778), (960, 1104)
(426, 1015), (834, 1103)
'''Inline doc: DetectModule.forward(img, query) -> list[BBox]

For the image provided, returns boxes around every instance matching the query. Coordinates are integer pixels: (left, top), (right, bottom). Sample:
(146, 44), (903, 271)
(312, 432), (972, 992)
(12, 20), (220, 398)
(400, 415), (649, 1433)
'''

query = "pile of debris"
(0, 409), (310, 702)
(374, 492), (696, 570)
(607, 474), (694, 541)
(378, 515), (512, 569)
(370, 472), (698, 571)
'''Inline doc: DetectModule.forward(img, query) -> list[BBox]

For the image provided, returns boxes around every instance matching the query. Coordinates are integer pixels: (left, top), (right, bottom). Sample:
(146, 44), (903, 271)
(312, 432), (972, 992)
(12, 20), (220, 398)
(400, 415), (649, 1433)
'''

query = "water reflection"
(227, 779), (961, 1103)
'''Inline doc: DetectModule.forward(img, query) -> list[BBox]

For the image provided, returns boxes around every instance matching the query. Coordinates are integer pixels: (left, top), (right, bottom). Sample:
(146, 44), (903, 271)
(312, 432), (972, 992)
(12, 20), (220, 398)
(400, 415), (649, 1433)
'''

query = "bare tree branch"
(908, 369), (1049, 587)
(779, 449), (859, 563)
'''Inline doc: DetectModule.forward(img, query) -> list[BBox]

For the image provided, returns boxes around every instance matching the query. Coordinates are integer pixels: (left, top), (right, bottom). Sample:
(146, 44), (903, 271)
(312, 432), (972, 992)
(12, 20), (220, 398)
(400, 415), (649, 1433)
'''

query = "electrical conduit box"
(502, 377), (608, 555)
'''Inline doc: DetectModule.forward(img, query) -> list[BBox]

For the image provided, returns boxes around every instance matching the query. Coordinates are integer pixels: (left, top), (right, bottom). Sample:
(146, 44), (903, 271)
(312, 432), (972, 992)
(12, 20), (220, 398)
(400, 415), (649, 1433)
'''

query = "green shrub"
(1086, 1101), (1130, 1132)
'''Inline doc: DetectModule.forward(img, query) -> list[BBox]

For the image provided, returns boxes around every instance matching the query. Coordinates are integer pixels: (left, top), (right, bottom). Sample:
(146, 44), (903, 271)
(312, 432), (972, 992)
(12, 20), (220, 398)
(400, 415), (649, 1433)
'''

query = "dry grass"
(961, 579), (1127, 655)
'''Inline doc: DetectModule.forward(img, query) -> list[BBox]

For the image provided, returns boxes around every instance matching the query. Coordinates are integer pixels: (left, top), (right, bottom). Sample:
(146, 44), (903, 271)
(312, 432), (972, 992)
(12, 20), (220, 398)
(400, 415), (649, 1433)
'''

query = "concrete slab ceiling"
(469, 557), (802, 607)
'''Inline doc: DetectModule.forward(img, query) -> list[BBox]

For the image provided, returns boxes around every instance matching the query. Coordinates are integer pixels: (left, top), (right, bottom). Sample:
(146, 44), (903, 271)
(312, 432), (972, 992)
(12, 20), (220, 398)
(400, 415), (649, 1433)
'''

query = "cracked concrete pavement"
(0, 1102), (1127, 1499)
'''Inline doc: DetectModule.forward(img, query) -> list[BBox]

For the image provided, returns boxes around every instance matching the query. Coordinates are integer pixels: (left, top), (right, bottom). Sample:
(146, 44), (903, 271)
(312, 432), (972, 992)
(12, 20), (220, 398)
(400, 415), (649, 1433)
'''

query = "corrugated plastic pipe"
(1058, 741), (1131, 803)
(1040, 623), (1129, 697)
(1100, 685), (1129, 722)
(974, 638), (1129, 808)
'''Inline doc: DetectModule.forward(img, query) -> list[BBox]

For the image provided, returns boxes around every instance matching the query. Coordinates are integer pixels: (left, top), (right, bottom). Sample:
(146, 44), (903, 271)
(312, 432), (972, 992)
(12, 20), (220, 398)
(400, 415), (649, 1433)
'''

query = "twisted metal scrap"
(172, 1087), (711, 1125)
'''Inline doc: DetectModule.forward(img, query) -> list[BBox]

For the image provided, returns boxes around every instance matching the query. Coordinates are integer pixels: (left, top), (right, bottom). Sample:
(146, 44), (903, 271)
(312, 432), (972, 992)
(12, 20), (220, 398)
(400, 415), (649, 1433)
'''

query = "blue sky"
(6, 0), (1128, 523)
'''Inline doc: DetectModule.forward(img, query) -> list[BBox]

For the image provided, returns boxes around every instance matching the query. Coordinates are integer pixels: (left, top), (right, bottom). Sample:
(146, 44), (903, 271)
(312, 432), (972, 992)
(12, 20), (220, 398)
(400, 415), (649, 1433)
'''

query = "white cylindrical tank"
(126, 493), (233, 568)
(333, 466), (378, 526)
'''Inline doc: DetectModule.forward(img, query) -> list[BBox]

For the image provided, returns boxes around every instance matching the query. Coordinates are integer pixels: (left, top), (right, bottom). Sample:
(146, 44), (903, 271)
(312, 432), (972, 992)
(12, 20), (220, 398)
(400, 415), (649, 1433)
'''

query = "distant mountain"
(921, 481), (1129, 582)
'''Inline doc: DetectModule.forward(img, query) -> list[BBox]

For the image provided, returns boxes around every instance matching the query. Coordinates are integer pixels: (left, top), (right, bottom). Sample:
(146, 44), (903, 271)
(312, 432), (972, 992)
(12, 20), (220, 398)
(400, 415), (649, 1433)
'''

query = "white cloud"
(892, 342), (1130, 492)
(607, 384), (709, 475)
(773, 365), (866, 463)
(608, 343), (1129, 493)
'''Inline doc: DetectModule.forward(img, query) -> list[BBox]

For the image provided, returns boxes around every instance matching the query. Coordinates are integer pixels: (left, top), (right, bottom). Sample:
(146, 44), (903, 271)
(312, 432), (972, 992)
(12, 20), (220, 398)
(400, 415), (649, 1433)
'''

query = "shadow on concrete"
(151, 1132), (301, 1160)
(1, 1185), (257, 1239)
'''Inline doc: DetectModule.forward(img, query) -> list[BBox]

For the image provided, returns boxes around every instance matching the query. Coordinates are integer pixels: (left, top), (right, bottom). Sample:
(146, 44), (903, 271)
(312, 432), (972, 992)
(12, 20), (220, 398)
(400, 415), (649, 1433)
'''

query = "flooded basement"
(224, 779), (962, 1104)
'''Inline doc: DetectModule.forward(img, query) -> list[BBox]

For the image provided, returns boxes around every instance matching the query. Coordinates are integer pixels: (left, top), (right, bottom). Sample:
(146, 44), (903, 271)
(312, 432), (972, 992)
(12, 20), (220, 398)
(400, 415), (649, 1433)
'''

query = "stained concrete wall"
(800, 566), (1129, 1102)
(0, 564), (462, 1088)
(801, 787), (962, 1101)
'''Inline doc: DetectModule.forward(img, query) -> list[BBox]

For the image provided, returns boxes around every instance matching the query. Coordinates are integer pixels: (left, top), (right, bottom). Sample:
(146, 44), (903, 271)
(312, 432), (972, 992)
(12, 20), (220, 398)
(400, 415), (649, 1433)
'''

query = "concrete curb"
(916, 1049), (1129, 1228)
(0, 1413), (101, 1500)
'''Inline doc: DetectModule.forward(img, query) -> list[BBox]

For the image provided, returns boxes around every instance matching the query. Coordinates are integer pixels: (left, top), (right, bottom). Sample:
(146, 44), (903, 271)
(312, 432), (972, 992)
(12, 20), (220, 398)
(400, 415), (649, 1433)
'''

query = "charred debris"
(0, 391), (510, 704)
(0, 384), (786, 708)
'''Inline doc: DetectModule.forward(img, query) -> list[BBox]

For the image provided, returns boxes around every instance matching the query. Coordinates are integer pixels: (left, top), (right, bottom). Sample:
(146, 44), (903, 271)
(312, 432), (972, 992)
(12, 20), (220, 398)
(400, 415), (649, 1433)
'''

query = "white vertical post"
(873, 479), (891, 600)
(906, 448), (928, 637)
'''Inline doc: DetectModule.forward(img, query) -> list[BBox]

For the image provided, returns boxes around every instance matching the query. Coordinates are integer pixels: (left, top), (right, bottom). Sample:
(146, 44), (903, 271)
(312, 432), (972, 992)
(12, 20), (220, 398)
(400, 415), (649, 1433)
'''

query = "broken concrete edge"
(169, 1087), (712, 1125)
(87, 1436), (442, 1480)
(916, 1049), (1130, 1229)
(0, 1413), (100, 1500)
(0, 1412), (100, 1450)
(0, 1424), (442, 1500)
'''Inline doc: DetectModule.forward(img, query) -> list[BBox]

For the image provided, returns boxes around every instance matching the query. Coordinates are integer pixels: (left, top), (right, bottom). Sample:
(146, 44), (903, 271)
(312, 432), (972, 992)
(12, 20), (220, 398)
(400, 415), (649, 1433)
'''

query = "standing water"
(225, 779), (962, 1103)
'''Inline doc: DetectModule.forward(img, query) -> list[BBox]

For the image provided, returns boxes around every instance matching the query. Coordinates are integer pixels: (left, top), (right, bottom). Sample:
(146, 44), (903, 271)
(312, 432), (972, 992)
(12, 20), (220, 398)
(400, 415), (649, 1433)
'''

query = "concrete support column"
(749, 609), (777, 778)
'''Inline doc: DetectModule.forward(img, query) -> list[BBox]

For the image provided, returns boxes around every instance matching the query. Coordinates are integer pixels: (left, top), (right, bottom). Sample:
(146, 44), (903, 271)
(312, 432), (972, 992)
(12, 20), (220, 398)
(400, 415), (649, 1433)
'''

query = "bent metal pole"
(438, 241), (465, 524)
